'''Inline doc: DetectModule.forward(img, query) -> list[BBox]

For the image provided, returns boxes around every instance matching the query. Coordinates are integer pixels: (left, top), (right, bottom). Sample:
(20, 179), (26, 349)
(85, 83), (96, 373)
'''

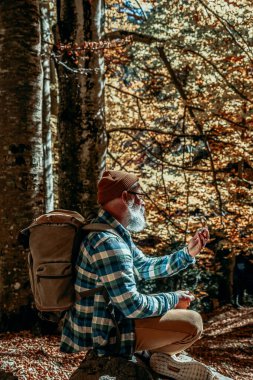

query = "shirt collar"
(96, 208), (132, 241)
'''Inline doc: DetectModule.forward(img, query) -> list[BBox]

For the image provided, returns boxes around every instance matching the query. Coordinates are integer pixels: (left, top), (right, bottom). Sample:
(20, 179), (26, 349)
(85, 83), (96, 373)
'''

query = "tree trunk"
(0, 1), (44, 319)
(56, 0), (107, 218)
(41, 0), (54, 212)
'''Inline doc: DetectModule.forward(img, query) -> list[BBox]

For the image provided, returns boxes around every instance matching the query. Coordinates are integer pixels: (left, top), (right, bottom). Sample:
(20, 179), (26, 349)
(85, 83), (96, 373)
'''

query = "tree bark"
(41, 0), (54, 212)
(40, 0), (60, 212)
(57, 0), (107, 218)
(0, 1), (44, 317)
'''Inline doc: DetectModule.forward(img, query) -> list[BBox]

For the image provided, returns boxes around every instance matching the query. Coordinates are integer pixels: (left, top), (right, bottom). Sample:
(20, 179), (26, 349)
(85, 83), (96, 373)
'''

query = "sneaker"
(134, 350), (151, 366)
(134, 351), (174, 379)
(150, 352), (217, 380)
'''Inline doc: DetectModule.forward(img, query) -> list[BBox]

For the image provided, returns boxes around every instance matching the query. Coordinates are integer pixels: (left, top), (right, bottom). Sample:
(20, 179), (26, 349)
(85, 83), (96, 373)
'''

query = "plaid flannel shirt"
(60, 208), (195, 356)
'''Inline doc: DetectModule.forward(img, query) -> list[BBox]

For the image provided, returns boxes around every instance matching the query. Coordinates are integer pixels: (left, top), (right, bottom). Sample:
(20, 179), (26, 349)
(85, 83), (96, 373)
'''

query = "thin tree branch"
(110, 128), (216, 173)
(106, 29), (251, 223)
(109, 133), (156, 169)
(133, 0), (148, 20)
(213, 113), (250, 131)
(182, 107), (191, 243)
(108, 147), (185, 233)
(157, 46), (224, 221)
(108, 126), (192, 135)
(106, 83), (149, 102)
(136, 98), (152, 130)
(105, 30), (163, 45)
(161, 162), (171, 216)
(134, 62), (171, 81)
(107, 150), (125, 169)
(106, 30), (252, 130)
(176, 46), (253, 104)
(197, 0), (253, 63)
(108, 127), (241, 147)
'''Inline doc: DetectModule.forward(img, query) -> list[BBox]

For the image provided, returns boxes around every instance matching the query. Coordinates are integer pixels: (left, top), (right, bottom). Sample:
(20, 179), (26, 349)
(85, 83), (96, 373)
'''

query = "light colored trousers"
(134, 309), (203, 355)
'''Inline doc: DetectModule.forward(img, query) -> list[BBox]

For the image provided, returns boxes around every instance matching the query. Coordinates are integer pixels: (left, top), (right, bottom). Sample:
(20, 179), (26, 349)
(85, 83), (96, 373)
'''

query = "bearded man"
(61, 170), (212, 379)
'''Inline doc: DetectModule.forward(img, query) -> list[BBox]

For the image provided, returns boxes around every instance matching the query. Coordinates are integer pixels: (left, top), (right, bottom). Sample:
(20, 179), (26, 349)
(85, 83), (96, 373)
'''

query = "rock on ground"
(69, 350), (154, 380)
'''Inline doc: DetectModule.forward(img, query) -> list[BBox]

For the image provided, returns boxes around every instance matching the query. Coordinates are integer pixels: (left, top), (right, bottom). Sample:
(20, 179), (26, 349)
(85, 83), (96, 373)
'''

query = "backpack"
(19, 209), (121, 323)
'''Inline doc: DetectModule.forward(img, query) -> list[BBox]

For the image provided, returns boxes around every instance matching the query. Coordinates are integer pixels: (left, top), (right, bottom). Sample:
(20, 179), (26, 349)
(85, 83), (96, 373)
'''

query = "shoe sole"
(150, 353), (215, 380)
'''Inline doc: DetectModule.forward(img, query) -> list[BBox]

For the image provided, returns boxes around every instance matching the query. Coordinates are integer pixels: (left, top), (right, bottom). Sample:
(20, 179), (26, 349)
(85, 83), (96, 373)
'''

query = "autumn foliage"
(104, 0), (253, 307)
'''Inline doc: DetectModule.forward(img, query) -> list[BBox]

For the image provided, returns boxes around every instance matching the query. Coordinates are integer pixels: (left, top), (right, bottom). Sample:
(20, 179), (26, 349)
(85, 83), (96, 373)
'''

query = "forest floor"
(188, 305), (253, 380)
(0, 305), (252, 380)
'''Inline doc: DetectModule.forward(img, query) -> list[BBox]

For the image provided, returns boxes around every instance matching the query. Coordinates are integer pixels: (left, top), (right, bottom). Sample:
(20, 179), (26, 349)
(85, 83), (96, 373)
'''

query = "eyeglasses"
(127, 191), (147, 199)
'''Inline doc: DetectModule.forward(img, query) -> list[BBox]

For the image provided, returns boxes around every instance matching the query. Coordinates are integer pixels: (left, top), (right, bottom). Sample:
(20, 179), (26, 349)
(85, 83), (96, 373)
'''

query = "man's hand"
(174, 290), (195, 309)
(187, 227), (209, 257)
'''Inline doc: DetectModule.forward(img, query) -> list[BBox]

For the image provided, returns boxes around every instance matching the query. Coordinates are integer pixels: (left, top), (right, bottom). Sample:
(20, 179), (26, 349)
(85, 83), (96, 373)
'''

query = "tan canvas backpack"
(20, 209), (121, 322)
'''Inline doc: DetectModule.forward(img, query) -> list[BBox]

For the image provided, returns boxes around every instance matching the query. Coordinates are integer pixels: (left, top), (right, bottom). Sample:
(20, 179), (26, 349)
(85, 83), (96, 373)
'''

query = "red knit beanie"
(97, 170), (139, 205)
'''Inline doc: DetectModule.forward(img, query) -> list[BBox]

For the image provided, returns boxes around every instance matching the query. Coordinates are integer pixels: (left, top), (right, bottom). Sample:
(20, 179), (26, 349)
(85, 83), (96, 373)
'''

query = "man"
(61, 170), (211, 379)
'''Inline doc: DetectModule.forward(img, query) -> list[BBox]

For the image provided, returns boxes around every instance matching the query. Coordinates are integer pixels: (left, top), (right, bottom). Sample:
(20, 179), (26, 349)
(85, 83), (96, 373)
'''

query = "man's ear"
(121, 190), (129, 205)
(122, 191), (135, 208)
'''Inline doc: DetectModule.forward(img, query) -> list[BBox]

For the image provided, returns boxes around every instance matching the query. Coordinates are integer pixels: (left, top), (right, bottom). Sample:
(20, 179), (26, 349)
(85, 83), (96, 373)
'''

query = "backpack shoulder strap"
(82, 223), (122, 240)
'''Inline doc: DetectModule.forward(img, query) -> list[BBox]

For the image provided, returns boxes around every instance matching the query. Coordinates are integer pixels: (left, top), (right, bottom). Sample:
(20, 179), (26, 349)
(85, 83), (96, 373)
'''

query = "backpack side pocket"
(35, 262), (75, 311)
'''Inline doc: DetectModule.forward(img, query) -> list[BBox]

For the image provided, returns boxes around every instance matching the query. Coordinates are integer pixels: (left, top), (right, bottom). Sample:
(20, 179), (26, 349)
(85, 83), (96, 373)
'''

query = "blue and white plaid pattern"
(60, 209), (195, 356)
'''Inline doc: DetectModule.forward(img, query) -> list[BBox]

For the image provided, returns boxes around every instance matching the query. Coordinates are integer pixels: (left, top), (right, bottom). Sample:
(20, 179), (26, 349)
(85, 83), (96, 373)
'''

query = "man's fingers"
(189, 235), (199, 248)
(187, 228), (210, 257)
(195, 232), (208, 248)
(198, 234), (206, 246)
(192, 236), (202, 251)
(182, 295), (195, 301)
(198, 227), (210, 242)
(180, 291), (195, 301)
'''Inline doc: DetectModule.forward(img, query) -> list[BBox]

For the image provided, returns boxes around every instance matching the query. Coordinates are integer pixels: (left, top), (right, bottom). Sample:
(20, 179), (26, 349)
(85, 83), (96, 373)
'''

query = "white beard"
(126, 203), (146, 232)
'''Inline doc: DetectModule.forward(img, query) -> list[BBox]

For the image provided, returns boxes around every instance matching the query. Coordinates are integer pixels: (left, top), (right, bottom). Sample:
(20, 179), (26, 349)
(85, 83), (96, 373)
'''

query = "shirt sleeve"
(132, 245), (195, 281)
(89, 237), (179, 319)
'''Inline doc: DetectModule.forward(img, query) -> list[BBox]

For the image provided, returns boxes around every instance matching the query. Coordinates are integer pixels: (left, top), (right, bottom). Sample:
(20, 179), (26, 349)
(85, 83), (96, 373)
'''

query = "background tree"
(0, 0), (44, 326)
(41, 0), (56, 212)
(0, 0), (108, 327)
(56, 0), (107, 217)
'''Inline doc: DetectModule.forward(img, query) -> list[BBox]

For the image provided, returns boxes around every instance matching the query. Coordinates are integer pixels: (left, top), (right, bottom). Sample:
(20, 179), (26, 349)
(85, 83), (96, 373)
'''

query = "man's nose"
(138, 197), (145, 207)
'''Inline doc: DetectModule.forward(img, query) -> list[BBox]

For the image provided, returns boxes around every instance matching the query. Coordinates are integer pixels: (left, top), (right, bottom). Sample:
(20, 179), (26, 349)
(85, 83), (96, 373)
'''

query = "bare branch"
(105, 30), (164, 45)
(182, 107), (191, 243)
(136, 98), (152, 130)
(133, 0), (148, 20)
(109, 134), (153, 169)
(106, 83), (149, 102)
(149, 192), (186, 234)
(112, 128), (215, 173)
(51, 53), (101, 74)
(134, 63), (171, 81)
(213, 113), (250, 131)
(197, 0), (253, 63)
(157, 46), (224, 220)
(177, 46), (253, 104)
(105, 30), (252, 130)
(107, 150), (125, 169)
(108, 126), (171, 134)
(109, 127), (242, 149)
(161, 162), (171, 217)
